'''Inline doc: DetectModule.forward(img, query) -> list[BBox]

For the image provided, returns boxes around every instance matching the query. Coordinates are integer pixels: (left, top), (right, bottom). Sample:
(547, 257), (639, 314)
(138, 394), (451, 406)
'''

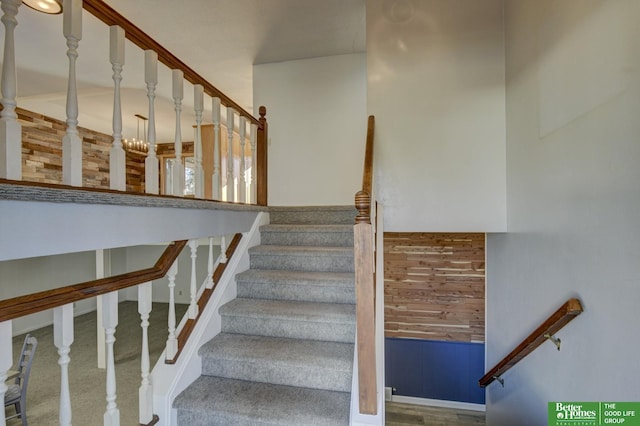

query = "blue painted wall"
(385, 337), (486, 404)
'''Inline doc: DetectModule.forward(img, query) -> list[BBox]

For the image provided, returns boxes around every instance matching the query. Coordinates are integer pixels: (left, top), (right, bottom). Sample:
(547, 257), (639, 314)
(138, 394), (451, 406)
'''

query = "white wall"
(253, 54), (367, 206)
(366, 0), (506, 232)
(486, 1), (640, 424)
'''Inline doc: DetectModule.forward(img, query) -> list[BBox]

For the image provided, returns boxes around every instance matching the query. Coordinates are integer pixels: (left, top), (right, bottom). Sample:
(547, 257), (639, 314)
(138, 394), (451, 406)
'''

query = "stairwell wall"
(486, 1), (640, 424)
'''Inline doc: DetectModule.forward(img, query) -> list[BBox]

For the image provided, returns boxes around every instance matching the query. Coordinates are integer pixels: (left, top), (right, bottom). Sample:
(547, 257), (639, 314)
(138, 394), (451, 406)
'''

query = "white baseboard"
(390, 395), (485, 412)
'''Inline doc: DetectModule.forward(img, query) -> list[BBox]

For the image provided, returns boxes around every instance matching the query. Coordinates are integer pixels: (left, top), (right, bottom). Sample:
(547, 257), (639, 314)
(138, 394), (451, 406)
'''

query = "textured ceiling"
(11, 0), (365, 142)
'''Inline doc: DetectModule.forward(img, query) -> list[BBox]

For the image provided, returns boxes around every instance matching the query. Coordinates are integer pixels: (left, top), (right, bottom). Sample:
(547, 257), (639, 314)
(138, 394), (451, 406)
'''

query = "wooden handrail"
(479, 298), (584, 387)
(82, 0), (258, 127)
(0, 240), (187, 323)
(166, 233), (242, 364)
(354, 115), (377, 415)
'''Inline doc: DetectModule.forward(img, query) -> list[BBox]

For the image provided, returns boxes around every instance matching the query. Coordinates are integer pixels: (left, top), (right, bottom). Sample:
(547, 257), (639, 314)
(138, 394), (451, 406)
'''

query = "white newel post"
(138, 282), (153, 424)
(145, 50), (159, 194)
(102, 291), (120, 426)
(211, 97), (221, 200)
(206, 236), (214, 289)
(54, 303), (74, 426)
(250, 123), (257, 204)
(0, 321), (12, 426)
(166, 260), (178, 360)
(62, 0), (83, 187)
(238, 116), (247, 203)
(109, 25), (125, 191)
(226, 107), (236, 202)
(188, 239), (199, 319)
(0, 0), (22, 180)
(171, 70), (184, 196)
(194, 84), (204, 198)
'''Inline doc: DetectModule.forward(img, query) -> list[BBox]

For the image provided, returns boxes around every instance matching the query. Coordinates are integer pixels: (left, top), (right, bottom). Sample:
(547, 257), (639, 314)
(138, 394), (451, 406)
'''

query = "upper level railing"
(0, 0), (268, 205)
(479, 297), (584, 388)
(354, 115), (377, 415)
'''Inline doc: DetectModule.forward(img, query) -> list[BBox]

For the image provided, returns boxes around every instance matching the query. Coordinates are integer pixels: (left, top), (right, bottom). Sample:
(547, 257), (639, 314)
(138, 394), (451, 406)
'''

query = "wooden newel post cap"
(355, 190), (371, 224)
(259, 106), (266, 119)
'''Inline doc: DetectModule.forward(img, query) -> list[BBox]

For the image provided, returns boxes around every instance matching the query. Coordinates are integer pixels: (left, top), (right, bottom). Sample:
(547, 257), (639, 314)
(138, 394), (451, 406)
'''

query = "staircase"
(174, 206), (357, 425)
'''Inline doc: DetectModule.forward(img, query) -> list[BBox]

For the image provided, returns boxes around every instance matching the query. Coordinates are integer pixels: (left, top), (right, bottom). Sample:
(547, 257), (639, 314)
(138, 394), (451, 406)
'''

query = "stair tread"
(174, 376), (350, 426)
(236, 269), (354, 287)
(260, 224), (353, 232)
(249, 245), (354, 256)
(220, 298), (355, 323)
(200, 333), (353, 371)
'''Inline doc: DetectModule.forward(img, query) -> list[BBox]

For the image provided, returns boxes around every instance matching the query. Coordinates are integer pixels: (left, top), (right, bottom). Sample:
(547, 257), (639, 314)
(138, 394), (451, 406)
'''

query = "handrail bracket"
(544, 333), (561, 351)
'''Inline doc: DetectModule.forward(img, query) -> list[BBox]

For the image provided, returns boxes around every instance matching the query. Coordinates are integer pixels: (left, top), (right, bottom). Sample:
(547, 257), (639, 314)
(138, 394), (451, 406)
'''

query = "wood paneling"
(384, 233), (485, 343)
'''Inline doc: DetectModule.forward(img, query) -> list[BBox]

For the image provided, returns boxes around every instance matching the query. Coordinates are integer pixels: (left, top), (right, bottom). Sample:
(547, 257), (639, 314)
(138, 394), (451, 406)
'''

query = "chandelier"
(124, 114), (148, 154)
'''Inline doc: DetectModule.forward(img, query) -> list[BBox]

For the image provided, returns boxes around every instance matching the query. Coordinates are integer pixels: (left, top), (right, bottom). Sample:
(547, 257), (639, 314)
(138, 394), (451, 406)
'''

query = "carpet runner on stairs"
(174, 206), (357, 425)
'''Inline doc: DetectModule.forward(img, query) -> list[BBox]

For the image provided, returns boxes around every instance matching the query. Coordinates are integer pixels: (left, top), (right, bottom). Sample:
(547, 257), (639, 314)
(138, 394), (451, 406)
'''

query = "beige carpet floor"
(5, 301), (188, 426)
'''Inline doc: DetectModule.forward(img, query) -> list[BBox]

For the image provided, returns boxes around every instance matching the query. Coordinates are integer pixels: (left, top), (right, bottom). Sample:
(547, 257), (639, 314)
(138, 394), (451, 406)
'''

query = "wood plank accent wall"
(384, 233), (485, 343)
(14, 107), (147, 192)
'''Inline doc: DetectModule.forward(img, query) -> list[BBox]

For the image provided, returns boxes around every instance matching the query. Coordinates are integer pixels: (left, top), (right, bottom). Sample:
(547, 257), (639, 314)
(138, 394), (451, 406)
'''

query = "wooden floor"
(386, 401), (485, 426)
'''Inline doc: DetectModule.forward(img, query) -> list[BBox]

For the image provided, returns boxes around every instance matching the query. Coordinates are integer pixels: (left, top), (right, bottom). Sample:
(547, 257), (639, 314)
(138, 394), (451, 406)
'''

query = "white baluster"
(0, 320), (12, 426)
(54, 303), (74, 426)
(144, 50), (159, 194)
(109, 25), (126, 191)
(138, 282), (153, 424)
(0, 0), (22, 180)
(62, 0), (83, 187)
(250, 123), (258, 204)
(102, 291), (120, 426)
(211, 97), (221, 200)
(206, 236), (214, 289)
(238, 116), (247, 203)
(220, 235), (228, 263)
(171, 70), (184, 196)
(226, 107), (236, 202)
(194, 84), (204, 198)
(166, 260), (178, 360)
(188, 239), (199, 319)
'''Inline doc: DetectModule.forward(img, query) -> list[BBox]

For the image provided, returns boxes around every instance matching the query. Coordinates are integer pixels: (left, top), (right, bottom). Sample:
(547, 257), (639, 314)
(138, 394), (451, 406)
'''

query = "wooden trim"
(479, 298), (583, 387)
(140, 414), (160, 426)
(256, 106), (268, 206)
(354, 222), (377, 415)
(0, 241), (187, 323)
(81, 0), (258, 126)
(165, 233), (242, 364)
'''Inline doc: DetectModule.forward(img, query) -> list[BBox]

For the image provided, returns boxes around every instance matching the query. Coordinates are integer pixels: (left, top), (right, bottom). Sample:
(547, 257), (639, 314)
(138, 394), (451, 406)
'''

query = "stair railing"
(0, 231), (244, 426)
(479, 297), (584, 388)
(353, 115), (377, 415)
(0, 0), (268, 205)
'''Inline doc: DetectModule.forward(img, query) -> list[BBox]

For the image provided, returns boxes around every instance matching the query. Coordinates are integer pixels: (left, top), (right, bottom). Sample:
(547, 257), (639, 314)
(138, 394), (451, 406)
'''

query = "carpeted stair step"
(260, 224), (354, 247)
(269, 206), (356, 225)
(200, 333), (353, 392)
(220, 298), (355, 343)
(174, 376), (350, 426)
(236, 269), (355, 304)
(249, 245), (354, 273)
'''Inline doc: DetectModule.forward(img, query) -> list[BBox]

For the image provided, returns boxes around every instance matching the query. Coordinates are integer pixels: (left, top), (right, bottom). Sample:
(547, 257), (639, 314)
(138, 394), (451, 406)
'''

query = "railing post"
(109, 25), (126, 191)
(0, 320), (12, 426)
(166, 260), (178, 360)
(54, 303), (74, 426)
(188, 239), (199, 319)
(102, 290), (120, 426)
(206, 236), (214, 289)
(0, 0), (22, 181)
(211, 97), (221, 200)
(194, 84), (204, 198)
(256, 106), (268, 206)
(249, 123), (257, 204)
(144, 50), (159, 194)
(220, 235), (227, 263)
(238, 116), (247, 203)
(171, 69), (184, 196)
(138, 281), (153, 424)
(62, 0), (83, 187)
(226, 107), (236, 202)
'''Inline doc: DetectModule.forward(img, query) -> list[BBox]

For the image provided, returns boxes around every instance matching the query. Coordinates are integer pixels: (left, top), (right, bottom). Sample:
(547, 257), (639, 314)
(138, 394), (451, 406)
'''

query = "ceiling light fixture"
(22, 0), (62, 14)
(124, 114), (149, 154)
